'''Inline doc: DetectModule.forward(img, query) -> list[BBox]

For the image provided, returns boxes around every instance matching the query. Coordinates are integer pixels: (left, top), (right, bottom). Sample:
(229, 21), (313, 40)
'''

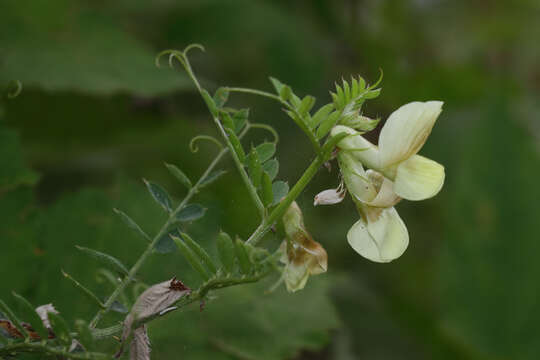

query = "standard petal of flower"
(314, 188), (345, 206)
(378, 101), (443, 168)
(331, 125), (380, 170)
(338, 152), (377, 203)
(394, 155), (445, 201)
(347, 207), (409, 263)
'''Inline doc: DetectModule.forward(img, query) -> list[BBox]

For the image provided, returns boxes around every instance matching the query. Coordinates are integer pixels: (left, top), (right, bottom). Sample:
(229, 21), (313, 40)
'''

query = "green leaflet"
(217, 232), (235, 273)
(47, 312), (72, 346)
(232, 109), (249, 134)
(181, 232), (218, 275)
(201, 89), (218, 117)
(316, 111), (341, 139)
(247, 148), (263, 189)
(61, 270), (105, 308)
(261, 172), (274, 207)
(113, 208), (150, 242)
(310, 103), (335, 129)
(75, 245), (129, 276)
(0, 299), (27, 338)
(234, 238), (252, 274)
(225, 128), (246, 164)
(143, 179), (173, 213)
(11, 292), (48, 340)
(75, 320), (95, 350)
(171, 235), (211, 281)
(255, 143), (276, 163)
(176, 204), (207, 222)
(200, 169), (227, 188)
(298, 95), (316, 116)
(262, 158), (279, 181)
(164, 163), (192, 190)
(271, 181), (289, 205)
(213, 87), (230, 108)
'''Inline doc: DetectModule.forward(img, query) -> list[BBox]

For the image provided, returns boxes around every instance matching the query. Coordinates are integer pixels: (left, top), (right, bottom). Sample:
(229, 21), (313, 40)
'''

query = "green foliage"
(176, 204), (207, 222)
(144, 180), (173, 213)
(11, 292), (48, 339)
(0, 128), (39, 190)
(0, 1), (191, 96)
(165, 163), (193, 190)
(75, 246), (129, 276)
(151, 278), (339, 360)
(47, 312), (72, 346)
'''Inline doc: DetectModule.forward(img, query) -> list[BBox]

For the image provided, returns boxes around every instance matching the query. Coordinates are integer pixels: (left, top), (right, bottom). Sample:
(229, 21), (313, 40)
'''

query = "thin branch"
(0, 342), (109, 360)
(89, 126), (250, 329)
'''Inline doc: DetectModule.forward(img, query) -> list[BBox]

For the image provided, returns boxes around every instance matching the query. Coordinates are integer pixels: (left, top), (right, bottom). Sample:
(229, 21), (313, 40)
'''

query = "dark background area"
(1, 1), (540, 359)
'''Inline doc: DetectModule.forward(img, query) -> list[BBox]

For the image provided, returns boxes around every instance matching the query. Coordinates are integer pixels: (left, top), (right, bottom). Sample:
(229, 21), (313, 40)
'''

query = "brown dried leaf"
(130, 325), (150, 360)
(116, 277), (190, 358)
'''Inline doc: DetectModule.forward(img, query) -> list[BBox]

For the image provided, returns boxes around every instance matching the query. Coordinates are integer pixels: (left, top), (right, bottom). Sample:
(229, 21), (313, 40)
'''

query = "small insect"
(168, 276), (190, 292)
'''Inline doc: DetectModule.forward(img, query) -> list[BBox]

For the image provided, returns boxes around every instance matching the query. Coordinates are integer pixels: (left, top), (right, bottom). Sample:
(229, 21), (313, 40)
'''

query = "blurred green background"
(1, 0), (539, 359)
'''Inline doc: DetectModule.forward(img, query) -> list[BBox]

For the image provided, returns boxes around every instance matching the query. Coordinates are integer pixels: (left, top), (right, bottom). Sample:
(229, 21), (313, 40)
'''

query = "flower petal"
(365, 170), (401, 208)
(378, 101), (443, 168)
(394, 155), (445, 201)
(331, 125), (380, 170)
(283, 262), (311, 292)
(347, 207), (409, 263)
(338, 152), (377, 203)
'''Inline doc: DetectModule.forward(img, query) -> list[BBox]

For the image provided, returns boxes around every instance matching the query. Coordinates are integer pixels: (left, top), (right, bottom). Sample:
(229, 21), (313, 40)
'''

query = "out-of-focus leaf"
(213, 87), (230, 108)
(0, 299), (27, 338)
(110, 301), (129, 314)
(0, 1), (191, 95)
(152, 277), (339, 360)
(232, 109), (249, 134)
(11, 293), (47, 339)
(0, 128), (39, 190)
(75, 320), (94, 350)
(47, 312), (72, 346)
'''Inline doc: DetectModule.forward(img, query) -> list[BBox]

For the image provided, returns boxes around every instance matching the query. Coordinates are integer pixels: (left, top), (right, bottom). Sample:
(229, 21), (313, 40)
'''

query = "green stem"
(227, 87), (321, 154)
(214, 119), (266, 219)
(89, 126), (250, 329)
(92, 271), (269, 339)
(0, 342), (109, 360)
(246, 153), (328, 245)
(225, 87), (282, 102)
(178, 55), (266, 219)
